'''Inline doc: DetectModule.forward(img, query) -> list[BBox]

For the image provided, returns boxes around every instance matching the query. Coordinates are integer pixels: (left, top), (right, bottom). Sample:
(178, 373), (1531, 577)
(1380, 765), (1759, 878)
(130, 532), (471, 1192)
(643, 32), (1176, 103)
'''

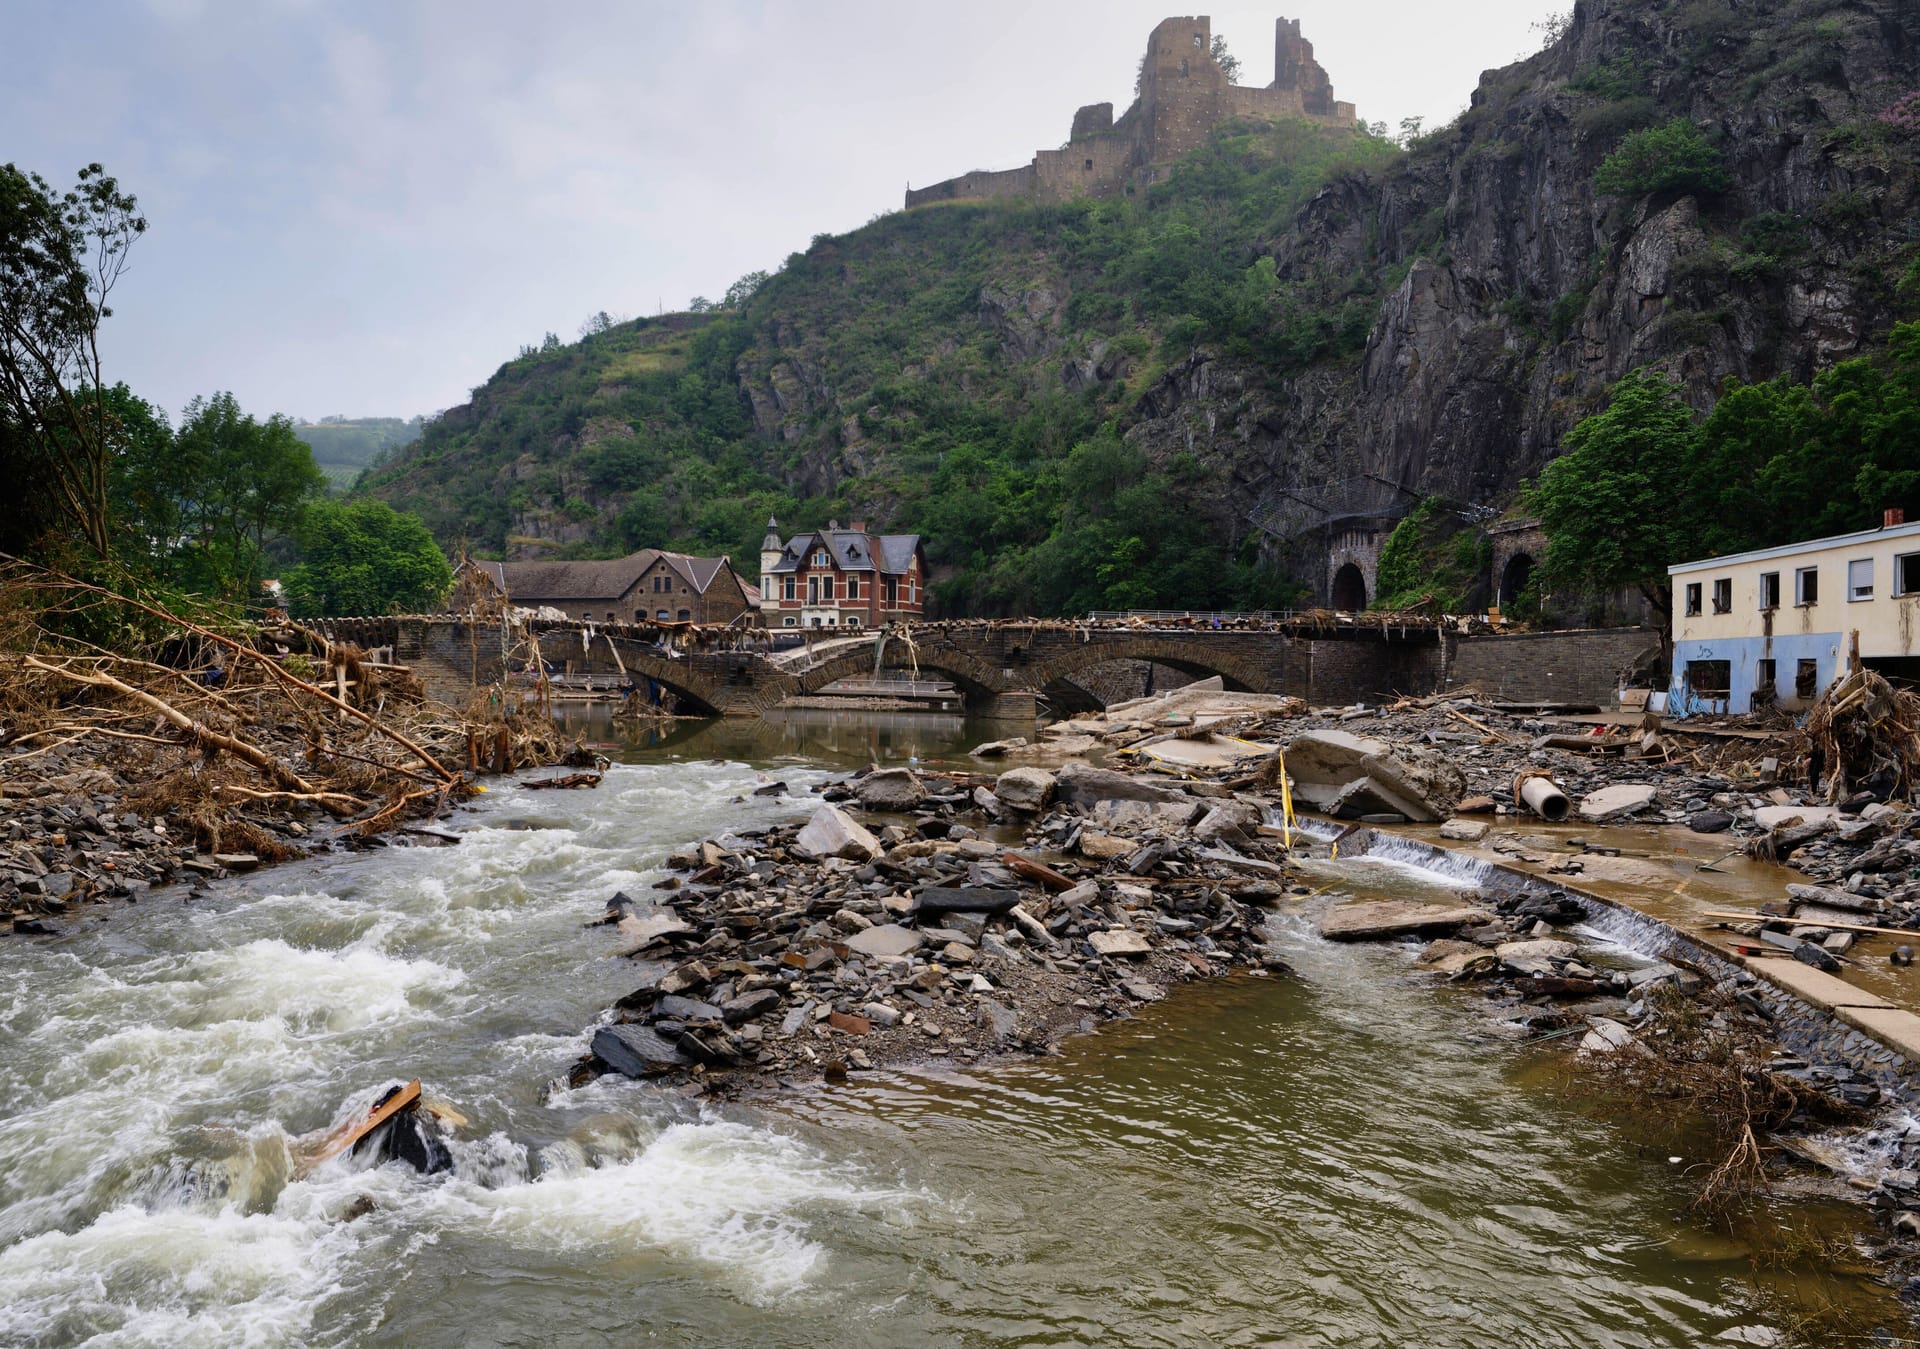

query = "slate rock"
(593, 1023), (692, 1076)
(723, 989), (782, 1025)
(913, 886), (1019, 916)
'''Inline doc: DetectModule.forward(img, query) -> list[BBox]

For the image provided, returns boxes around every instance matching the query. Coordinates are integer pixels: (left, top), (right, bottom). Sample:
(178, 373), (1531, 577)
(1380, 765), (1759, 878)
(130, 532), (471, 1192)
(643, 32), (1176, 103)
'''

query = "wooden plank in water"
(299, 1079), (421, 1171)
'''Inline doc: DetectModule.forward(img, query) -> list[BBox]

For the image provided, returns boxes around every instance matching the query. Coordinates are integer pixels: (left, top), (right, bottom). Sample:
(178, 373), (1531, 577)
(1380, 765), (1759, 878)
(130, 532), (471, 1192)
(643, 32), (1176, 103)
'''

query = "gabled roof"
(478, 549), (736, 602)
(764, 529), (921, 575)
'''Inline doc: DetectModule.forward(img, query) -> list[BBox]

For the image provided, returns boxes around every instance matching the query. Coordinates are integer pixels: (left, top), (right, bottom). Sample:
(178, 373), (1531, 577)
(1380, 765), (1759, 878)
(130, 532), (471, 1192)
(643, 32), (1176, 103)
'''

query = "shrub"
(1573, 95), (1660, 140)
(1594, 119), (1731, 198)
(1569, 54), (1647, 101)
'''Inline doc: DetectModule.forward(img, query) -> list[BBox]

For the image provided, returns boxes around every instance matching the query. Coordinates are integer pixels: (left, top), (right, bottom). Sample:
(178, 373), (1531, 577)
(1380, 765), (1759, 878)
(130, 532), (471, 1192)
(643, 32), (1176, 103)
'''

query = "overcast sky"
(7, 0), (1560, 424)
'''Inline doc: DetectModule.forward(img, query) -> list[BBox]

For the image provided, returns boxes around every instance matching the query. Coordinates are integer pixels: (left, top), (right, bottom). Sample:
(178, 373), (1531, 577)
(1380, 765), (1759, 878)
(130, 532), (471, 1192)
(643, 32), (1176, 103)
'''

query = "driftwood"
(20, 655), (353, 808)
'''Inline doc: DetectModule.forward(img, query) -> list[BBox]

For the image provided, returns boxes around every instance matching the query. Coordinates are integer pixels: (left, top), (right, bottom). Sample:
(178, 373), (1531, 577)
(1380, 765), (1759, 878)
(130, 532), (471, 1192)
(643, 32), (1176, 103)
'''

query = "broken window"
(1899, 552), (1920, 596)
(1711, 578), (1732, 613)
(1759, 571), (1780, 610)
(1756, 658), (1776, 692)
(1085, 158), (1094, 171)
(1850, 558), (1874, 600)
(1686, 659), (1731, 697)
(1796, 658), (1819, 698)
(1684, 582), (1702, 616)
(1795, 566), (1818, 605)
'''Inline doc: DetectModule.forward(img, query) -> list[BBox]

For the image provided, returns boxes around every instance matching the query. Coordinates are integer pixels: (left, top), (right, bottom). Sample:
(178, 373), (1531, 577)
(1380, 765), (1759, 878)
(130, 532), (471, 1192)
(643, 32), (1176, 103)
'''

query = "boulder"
(1078, 832), (1134, 861)
(1194, 799), (1263, 844)
(1495, 939), (1578, 963)
(1056, 761), (1192, 808)
(794, 804), (882, 861)
(994, 767), (1056, 813)
(845, 923), (924, 960)
(1090, 798), (1203, 830)
(854, 768), (927, 811)
(1686, 809), (1735, 834)
(593, 1023), (691, 1076)
(655, 994), (724, 1021)
(970, 737), (1030, 758)
(1318, 899), (1492, 942)
(1282, 729), (1463, 823)
(1577, 784), (1658, 822)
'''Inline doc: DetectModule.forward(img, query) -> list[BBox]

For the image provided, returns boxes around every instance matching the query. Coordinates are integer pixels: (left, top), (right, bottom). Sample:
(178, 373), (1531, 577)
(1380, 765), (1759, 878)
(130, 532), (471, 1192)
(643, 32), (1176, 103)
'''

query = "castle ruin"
(906, 16), (1357, 210)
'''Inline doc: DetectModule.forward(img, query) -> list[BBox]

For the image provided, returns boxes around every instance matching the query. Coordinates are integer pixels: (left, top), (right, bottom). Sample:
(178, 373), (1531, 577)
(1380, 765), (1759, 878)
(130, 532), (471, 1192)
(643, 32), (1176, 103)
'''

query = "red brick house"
(757, 519), (926, 629)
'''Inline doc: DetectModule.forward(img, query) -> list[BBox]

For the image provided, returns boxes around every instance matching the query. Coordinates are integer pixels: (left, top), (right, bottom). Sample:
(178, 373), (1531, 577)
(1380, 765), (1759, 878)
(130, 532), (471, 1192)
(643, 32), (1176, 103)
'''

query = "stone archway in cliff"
(1499, 553), (1535, 608)
(1330, 563), (1368, 612)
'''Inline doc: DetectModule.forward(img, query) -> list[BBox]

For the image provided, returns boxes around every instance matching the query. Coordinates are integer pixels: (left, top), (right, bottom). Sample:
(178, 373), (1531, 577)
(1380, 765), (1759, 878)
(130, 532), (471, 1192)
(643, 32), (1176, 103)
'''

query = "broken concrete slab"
(1318, 899), (1492, 942)
(1281, 729), (1463, 823)
(1576, 783), (1658, 821)
(1439, 818), (1489, 842)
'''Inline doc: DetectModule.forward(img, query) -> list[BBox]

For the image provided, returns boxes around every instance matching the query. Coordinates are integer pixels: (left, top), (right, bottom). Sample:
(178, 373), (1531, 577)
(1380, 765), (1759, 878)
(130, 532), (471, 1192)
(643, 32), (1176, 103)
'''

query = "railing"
(1083, 609), (1292, 623)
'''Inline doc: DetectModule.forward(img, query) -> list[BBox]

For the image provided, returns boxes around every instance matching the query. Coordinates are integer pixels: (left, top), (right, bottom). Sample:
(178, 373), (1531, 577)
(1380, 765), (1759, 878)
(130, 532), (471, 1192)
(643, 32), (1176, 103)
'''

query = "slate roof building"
(758, 518), (926, 628)
(460, 549), (754, 625)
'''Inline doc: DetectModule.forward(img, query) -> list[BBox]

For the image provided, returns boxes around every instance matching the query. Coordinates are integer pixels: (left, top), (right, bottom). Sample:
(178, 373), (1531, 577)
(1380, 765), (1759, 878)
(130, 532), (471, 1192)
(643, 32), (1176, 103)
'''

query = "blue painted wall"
(1669, 631), (1845, 716)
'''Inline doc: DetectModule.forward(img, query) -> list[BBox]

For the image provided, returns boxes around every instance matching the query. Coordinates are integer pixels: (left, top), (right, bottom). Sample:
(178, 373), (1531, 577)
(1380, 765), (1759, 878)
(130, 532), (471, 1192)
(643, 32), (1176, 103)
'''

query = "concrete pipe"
(1517, 775), (1571, 823)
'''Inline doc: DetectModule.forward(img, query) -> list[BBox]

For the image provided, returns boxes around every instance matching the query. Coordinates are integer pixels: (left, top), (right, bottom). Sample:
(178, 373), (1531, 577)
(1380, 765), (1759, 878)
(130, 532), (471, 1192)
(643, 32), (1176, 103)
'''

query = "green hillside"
(358, 118), (1394, 612)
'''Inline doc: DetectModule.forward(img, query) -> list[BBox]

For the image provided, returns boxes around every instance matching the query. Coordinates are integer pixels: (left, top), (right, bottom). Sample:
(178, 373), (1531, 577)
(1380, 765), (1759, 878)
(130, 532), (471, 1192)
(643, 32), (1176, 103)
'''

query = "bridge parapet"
(297, 614), (1447, 716)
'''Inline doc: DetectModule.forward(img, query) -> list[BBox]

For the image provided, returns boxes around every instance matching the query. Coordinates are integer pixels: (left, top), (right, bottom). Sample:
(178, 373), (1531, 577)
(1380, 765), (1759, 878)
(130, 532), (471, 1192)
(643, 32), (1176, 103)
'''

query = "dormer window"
(812, 550), (829, 568)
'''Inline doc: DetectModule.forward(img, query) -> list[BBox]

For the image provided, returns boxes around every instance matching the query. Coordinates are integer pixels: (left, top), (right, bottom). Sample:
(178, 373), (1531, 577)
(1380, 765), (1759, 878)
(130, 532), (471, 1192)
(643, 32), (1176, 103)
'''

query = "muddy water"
(0, 714), (1894, 1346)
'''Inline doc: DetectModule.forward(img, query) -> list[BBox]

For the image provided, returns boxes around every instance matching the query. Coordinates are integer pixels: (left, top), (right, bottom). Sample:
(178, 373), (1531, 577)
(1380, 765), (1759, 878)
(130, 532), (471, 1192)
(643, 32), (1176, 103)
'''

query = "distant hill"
(292, 417), (424, 490)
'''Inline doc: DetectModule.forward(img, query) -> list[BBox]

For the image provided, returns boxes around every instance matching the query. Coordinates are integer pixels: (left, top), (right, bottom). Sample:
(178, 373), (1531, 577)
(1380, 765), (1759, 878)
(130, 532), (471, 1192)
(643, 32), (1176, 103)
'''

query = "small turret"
(761, 515), (782, 554)
(759, 516), (784, 603)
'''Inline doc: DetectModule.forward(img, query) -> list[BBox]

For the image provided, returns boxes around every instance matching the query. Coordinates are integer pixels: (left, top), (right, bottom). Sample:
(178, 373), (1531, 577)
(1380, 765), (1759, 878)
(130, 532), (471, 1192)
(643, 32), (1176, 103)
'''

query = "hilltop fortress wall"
(906, 16), (1357, 209)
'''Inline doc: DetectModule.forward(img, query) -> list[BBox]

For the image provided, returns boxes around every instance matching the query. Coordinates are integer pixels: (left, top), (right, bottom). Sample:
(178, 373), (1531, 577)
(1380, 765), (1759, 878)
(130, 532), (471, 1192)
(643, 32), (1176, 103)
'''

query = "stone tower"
(906, 14), (1358, 210)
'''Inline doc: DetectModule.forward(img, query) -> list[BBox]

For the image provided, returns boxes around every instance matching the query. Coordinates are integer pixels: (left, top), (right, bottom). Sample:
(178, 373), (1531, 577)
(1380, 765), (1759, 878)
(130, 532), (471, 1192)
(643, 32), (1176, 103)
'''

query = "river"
(0, 710), (1891, 1345)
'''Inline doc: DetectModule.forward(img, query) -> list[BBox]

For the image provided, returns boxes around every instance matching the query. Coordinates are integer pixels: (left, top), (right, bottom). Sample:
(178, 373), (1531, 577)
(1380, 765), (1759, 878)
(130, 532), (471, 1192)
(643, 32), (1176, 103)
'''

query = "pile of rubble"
(575, 761), (1304, 1089)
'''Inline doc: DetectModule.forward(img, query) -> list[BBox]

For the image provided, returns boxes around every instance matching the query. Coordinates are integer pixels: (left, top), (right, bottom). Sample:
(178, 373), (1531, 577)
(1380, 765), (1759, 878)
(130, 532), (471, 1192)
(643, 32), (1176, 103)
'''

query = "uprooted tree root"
(0, 560), (576, 854)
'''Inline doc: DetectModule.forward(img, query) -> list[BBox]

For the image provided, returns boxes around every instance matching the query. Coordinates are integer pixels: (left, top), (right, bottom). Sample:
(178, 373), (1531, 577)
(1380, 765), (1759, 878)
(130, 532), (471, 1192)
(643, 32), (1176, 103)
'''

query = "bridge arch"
(594, 642), (729, 717)
(1025, 636), (1272, 701)
(796, 643), (1007, 705)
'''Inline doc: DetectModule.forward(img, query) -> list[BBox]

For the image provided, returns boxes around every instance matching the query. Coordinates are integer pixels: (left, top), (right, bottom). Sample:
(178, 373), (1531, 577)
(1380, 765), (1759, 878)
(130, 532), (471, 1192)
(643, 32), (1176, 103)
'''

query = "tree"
(1593, 119), (1730, 199)
(1209, 35), (1241, 83)
(173, 392), (327, 598)
(1531, 370), (1703, 622)
(0, 162), (146, 559)
(284, 498), (452, 617)
(723, 270), (771, 309)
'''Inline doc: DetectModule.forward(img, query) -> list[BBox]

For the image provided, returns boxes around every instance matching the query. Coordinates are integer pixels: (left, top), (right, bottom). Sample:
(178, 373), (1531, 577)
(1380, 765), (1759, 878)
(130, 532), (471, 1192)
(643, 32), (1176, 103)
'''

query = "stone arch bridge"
(307, 615), (1448, 719)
